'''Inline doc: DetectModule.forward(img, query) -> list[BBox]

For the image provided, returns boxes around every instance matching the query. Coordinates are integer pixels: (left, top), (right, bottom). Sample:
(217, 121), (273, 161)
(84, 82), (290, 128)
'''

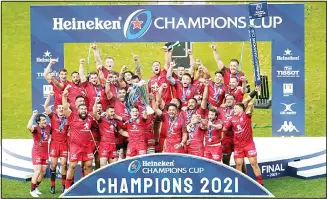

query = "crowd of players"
(27, 42), (263, 197)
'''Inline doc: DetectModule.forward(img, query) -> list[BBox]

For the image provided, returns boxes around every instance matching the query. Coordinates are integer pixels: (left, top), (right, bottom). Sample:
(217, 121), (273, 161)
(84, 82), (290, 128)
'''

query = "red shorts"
(165, 142), (185, 153)
(32, 151), (49, 166)
(145, 132), (155, 147)
(204, 144), (222, 161)
(186, 145), (204, 157)
(69, 142), (95, 162)
(126, 141), (147, 157)
(49, 141), (68, 158)
(98, 143), (117, 159)
(233, 142), (257, 159)
(222, 137), (234, 154)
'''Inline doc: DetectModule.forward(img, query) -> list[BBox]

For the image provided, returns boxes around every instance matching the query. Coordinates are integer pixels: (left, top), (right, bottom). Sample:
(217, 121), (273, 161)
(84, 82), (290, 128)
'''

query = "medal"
(208, 138), (212, 142)
(39, 128), (46, 146)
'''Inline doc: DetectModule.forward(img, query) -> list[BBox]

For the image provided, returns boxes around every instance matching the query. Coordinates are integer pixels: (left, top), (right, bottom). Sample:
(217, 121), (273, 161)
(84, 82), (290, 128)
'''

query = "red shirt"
(205, 119), (224, 145)
(90, 116), (100, 142)
(181, 107), (207, 124)
(85, 82), (107, 112)
(161, 113), (186, 144)
(48, 112), (68, 143)
(218, 106), (234, 138)
(68, 81), (87, 108)
(208, 81), (227, 108)
(67, 113), (95, 147)
(98, 116), (122, 143)
(188, 124), (205, 146)
(148, 69), (173, 105)
(32, 125), (51, 154)
(227, 87), (244, 103)
(51, 81), (70, 108)
(223, 112), (254, 148)
(221, 66), (246, 87)
(173, 82), (199, 107)
(145, 114), (156, 134)
(108, 97), (129, 118)
(124, 117), (147, 143)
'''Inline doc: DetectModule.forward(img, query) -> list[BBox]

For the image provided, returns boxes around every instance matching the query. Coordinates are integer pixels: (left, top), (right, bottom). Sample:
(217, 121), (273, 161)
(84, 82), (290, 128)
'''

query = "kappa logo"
(128, 160), (141, 174)
(277, 121), (299, 133)
(280, 103), (297, 115)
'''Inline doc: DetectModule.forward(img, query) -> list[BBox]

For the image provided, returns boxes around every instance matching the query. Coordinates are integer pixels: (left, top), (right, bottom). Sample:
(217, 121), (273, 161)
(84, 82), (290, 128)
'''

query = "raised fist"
(121, 65), (128, 72)
(32, 110), (38, 116)
(170, 61), (176, 68)
(49, 91), (55, 96)
(80, 58), (85, 64)
(50, 59), (56, 65)
(187, 49), (192, 55)
(132, 54), (138, 61)
(91, 42), (97, 50)
(210, 43), (216, 51)
(95, 97), (101, 103)
(161, 83), (168, 89)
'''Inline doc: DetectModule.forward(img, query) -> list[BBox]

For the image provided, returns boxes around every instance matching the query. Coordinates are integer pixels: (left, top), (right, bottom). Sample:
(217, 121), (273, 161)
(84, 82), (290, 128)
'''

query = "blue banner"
(30, 4), (305, 136)
(249, 2), (269, 19)
(272, 40), (305, 136)
(248, 25), (262, 85)
(60, 154), (274, 198)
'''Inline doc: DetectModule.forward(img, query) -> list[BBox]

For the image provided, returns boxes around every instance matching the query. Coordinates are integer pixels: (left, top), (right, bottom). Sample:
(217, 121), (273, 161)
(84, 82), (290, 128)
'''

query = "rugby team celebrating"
(27, 42), (263, 197)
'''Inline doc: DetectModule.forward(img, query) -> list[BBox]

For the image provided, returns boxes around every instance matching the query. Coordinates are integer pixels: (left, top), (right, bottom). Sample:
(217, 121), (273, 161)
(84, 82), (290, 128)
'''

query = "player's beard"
(74, 80), (80, 85)
(79, 113), (87, 120)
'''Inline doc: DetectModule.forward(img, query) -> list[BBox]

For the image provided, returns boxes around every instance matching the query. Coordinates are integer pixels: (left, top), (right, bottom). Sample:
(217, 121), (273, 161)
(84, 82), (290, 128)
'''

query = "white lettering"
(108, 178), (117, 193)
(131, 178), (141, 193)
(52, 18), (121, 30)
(97, 178), (106, 193)
(143, 178), (152, 193)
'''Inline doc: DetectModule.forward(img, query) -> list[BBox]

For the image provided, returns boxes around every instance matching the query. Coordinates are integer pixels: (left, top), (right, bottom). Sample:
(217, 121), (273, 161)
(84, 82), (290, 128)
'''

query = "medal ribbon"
(182, 84), (191, 101)
(189, 124), (197, 139)
(213, 83), (223, 101)
(208, 126), (213, 140)
(186, 109), (194, 122)
(40, 128), (46, 145)
(58, 116), (67, 132)
(168, 116), (177, 136)
(94, 84), (102, 97)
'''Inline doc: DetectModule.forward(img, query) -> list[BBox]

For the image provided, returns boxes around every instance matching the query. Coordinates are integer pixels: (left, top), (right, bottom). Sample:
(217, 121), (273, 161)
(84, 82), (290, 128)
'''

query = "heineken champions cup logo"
(123, 9), (153, 40)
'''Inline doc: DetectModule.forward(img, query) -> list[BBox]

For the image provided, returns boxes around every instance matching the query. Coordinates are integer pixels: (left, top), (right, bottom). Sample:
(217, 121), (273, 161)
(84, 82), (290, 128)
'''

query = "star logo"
(284, 49), (292, 56)
(131, 163), (137, 169)
(131, 18), (143, 29)
(44, 50), (52, 58)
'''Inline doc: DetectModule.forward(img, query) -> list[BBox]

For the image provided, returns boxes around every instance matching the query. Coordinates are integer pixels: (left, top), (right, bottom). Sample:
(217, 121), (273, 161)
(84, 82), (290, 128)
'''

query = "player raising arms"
(92, 98), (128, 167)
(204, 108), (224, 162)
(227, 76), (247, 103)
(44, 92), (69, 194)
(62, 87), (96, 191)
(207, 71), (228, 109)
(27, 111), (51, 198)
(222, 102), (263, 186)
(186, 114), (207, 157)
(43, 59), (70, 109)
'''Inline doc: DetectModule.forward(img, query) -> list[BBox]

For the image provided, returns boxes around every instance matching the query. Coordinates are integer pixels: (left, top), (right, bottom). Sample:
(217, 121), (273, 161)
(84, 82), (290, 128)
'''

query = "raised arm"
(27, 110), (38, 132)
(187, 49), (196, 78)
(150, 93), (162, 116)
(79, 58), (87, 83)
(166, 61), (176, 85)
(62, 85), (72, 118)
(242, 85), (260, 108)
(105, 76), (114, 100)
(210, 43), (225, 71)
(98, 66), (106, 84)
(91, 42), (103, 68)
(133, 54), (143, 79)
(240, 76), (247, 93)
(164, 48), (173, 71)
(92, 97), (101, 121)
(44, 91), (54, 115)
(118, 65), (128, 88)
(43, 59), (57, 83)
(246, 102), (254, 116)
(156, 83), (167, 110)
(201, 80), (209, 110)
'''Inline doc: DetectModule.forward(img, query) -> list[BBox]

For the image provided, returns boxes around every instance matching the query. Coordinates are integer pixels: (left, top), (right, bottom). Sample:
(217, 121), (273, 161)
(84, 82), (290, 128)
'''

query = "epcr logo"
(256, 3), (262, 11)
(128, 160), (141, 174)
(123, 9), (152, 40)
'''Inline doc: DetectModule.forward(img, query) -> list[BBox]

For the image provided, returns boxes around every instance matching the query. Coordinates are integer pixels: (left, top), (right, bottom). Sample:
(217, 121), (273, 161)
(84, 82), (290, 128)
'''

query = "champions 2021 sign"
(30, 4), (304, 136)
(60, 154), (274, 198)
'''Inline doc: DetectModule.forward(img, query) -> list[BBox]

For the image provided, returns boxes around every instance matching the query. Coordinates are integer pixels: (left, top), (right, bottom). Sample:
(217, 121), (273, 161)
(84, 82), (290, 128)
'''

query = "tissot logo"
(277, 66), (300, 78)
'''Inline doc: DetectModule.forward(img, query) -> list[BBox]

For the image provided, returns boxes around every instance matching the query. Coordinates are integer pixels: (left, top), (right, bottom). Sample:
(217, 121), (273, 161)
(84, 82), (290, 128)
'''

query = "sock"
(31, 183), (37, 192)
(50, 169), (56, 187)
(82, 170), (85, 177)
(36, 181), (41, 187)
(65, 179), (73, 189)
(71, 176), (75, 185)
(256, 175), (263, 185)
(61, 175), (66, 186)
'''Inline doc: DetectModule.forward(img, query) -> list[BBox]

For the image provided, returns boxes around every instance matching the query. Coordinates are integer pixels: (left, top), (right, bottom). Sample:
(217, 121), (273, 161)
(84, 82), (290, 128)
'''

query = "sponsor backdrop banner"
(30, 4), (304, 134)
(60, 154), (274, 198)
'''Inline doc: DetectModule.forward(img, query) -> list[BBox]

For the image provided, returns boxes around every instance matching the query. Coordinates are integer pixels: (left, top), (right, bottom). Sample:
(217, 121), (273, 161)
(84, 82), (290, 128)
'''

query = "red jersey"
(148, 69), (173, 105)
(208, 81), (227, 108)
(188, 124), (205, 146)
(108, 96), (129, 118)
(67, 81), (87, 108)
(218, 106), (234, 138)
(85, 82), (107, 112)
(221, 66), (246, 87)
(32, 125), (51, 154)
(205, 119), (224, 145)
(98, 116), (122, 143)
(51, 81), (70, 108)
(48, 112), (68, 143)
(161, 113), (186, 144)
(67, 113), (95, 147)
(124, 117), (147, 143)
(182, 107), (208, 124)
(109, 83), (120, 97)
(145, 114), (156, 133)
(173, 82), (199, 107)
(227, 87), (244, 103)
(90, 116), (100, 142)
(223, 112), (254, 148)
